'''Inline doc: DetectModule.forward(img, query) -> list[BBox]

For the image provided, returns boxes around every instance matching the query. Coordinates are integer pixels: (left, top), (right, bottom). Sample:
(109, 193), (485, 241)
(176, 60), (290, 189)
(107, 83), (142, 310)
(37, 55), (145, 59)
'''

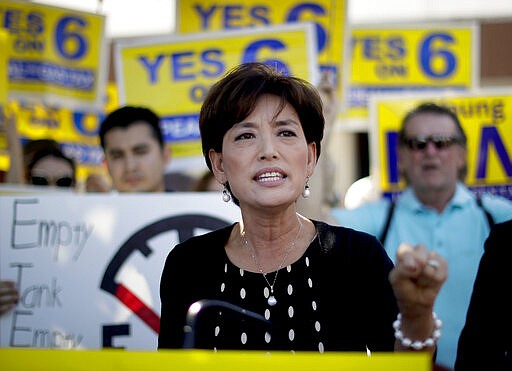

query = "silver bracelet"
(393, 312), (442, 350)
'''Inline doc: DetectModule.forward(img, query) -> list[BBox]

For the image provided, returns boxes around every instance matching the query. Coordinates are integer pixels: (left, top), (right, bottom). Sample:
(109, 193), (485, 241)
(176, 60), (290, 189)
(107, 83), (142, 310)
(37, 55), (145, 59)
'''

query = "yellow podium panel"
(0, 348), (430, 371)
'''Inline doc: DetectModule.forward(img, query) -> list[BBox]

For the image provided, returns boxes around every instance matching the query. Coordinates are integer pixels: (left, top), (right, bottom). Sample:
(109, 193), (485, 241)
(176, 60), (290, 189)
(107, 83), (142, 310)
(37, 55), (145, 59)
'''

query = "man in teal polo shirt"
(331, 103), (512, 370)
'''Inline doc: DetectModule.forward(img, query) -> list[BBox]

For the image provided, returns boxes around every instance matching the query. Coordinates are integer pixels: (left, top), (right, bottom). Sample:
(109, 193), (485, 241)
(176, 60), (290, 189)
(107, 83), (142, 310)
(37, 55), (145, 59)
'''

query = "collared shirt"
(331, 183), (512, 369)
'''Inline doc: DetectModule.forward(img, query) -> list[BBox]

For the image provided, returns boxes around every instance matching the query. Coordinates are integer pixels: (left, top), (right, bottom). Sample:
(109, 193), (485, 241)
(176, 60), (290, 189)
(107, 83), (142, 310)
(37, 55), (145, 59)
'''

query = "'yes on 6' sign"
(350, 24), (476, 86)
(115, 22), (318, 116)
(0, 1), (108, 109)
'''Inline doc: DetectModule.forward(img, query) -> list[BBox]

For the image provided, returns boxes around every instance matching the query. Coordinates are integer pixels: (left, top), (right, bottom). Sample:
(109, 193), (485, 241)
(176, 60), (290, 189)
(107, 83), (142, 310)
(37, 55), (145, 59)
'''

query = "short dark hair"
(199, 62), (325, 172)
(399, 102), (468, 180)
(99, 106), (164, 149)
(23, 139), (61, 168)
(399, 102), (467, 148)
(27, 146), (76, 185)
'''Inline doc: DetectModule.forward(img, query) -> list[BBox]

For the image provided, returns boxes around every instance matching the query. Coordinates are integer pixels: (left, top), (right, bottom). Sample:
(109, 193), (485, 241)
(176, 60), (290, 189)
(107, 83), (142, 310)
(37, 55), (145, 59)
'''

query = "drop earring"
(222, 184), (231, 202)
(302, 177), (310, 198)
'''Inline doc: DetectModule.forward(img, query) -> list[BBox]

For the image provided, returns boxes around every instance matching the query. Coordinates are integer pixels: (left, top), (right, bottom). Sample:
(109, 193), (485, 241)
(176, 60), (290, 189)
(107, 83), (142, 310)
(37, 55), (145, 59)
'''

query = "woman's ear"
(209, 149), (226, 184)
(306, 142), (317, 176)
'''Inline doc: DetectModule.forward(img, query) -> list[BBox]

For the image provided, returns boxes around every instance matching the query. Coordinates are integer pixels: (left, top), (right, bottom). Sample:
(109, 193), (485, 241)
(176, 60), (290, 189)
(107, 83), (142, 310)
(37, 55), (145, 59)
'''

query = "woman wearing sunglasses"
(26, 144), (76, 188)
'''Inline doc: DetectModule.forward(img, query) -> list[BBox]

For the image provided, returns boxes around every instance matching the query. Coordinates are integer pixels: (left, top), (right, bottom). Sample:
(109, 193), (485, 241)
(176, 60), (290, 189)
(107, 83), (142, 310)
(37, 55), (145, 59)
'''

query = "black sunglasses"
(31, 175), (74, 187)
(402, 135), (462, 151)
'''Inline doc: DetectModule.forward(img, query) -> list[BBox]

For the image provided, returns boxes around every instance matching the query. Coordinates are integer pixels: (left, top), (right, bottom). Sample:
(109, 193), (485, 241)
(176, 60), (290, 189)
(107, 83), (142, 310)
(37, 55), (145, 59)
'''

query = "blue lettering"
(476, 126), (512, 179)
(363, 37), (381, 60)
(189, 85), (209, 103)
(27, 12), (44, 36)
(287, 4), (327, 52)
(137, 55), (165, 84)
(386, 131), (400, 183)
(387, 37), (405, 60)
(73, 112), (104, 137)
(194, 5), (217, 29)
(172, 52), (195, 81)
(420, 33), (456, 78)
(4, 9), (22, 32)
(242, 39), (289, 75)
(224, 5), (243, 28)
(201, 49), (225, 78)
(250, 6), (270, 25)
(55, 16), (87, 60)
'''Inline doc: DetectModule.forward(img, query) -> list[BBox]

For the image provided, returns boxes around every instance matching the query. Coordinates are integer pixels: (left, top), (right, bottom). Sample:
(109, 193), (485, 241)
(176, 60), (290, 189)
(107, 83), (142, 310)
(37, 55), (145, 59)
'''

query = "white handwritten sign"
(0, 193), (240, 350)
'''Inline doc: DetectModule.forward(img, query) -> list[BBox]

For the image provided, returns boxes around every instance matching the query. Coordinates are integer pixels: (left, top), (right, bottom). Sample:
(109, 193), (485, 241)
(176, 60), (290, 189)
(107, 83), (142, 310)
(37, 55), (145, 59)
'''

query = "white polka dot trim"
(318, 342), (324, 353)
(288, 306), (294, 318)
(287, 284), (293, 295)
(240, 287), (246, 299)
(265, 309), (270, 320)
(265, 332), (271, 343)
(241, 332), (247, 344)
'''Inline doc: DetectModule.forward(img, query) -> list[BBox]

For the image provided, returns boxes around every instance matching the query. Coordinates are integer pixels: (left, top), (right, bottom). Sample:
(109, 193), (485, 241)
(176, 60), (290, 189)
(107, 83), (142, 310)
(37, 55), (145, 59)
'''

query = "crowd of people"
(1, 62), (511, 370)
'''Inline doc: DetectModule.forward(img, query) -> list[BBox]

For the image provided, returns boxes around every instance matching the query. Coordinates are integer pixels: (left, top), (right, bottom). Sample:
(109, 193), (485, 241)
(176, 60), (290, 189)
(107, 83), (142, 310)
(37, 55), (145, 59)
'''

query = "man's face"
(398, 112), (466, 196)
(103, 122), (169, 192)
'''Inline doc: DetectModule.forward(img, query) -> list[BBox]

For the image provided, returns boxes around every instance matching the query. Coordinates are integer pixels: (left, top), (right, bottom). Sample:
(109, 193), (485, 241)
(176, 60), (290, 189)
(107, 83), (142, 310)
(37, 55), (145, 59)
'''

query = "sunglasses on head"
(402, 135), (462, 151)
(30, 175), (74, 187)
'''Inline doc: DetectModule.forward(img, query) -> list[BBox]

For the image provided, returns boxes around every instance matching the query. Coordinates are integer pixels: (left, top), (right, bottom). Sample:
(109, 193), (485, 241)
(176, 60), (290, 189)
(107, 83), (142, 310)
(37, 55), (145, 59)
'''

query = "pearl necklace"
(241, 218), (303, 306)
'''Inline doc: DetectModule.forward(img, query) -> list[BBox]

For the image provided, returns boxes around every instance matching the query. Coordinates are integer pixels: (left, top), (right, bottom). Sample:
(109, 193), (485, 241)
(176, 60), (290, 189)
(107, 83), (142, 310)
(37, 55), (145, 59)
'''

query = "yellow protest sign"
(0, 29), (7, 105)
(115, 23), (318, 160)
(0, 0), (108, 109)
(176, 0), (346, 96)
(0, 348), (430, 371)
(370, 92), (512, 199)
(0, 101), (105, 183)
(345, 23), (478, 120)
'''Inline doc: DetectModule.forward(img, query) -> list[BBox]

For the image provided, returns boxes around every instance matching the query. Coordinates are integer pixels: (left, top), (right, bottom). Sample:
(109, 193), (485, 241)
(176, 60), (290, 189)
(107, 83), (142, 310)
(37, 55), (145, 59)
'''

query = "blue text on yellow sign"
(176, 0), (346, 93)
(372, 94), (512, 199)
(116, 23), (318, 115)
(0, 0), (107, 107)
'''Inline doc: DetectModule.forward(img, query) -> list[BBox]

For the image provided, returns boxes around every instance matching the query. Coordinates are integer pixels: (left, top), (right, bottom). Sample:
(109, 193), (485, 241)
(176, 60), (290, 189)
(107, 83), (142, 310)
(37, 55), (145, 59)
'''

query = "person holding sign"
(159, 63), (447, 357)
(98, 106), (171, 193)
(0, 281), (18, 317)
(331, 103), (512, 369)
(25, 141), (76, 188)
(455, 219), (512, 370)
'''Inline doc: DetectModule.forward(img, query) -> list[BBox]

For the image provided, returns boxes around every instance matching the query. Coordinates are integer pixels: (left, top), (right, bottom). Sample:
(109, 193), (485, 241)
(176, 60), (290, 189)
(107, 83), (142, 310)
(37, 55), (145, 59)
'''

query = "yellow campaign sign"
(345, 23), (477, 120)
(176, 0), (347, 97)
(0, 348), (431, 371)
(0, 0), (108, 109)
(116, 23), (317, 114)
(370, 93), (512, 199)
(0, 29), (7, 105)
(0, 102), (105, 183)
(115, 23), (318, 160)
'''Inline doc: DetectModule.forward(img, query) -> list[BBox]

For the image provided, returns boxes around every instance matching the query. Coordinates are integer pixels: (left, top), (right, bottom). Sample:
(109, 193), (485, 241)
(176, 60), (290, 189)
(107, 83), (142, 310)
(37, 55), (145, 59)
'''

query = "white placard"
(0, 193), (240, 350)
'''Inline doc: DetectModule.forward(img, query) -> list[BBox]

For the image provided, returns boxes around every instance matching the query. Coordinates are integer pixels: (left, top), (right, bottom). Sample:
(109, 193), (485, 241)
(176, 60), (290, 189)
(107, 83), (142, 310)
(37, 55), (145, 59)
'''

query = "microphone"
(182, 299), (271, 349)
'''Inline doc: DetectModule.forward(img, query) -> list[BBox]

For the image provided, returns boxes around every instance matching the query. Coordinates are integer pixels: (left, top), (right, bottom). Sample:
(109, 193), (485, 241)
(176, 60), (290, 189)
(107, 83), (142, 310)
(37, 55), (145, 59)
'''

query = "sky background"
(33, 0), (512, 38)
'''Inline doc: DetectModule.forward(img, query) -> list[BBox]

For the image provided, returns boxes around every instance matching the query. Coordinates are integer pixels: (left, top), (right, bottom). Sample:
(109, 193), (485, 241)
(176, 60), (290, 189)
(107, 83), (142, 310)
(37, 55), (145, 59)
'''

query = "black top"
(455, 219), (512, 370)
(158, 221), (398, 352)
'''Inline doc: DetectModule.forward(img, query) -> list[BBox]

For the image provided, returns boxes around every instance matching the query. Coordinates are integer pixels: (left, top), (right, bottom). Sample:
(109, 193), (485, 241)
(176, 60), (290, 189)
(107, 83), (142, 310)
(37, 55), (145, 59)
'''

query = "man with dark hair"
(97, 105), (170, 193)
(331, 102), (512, 369)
